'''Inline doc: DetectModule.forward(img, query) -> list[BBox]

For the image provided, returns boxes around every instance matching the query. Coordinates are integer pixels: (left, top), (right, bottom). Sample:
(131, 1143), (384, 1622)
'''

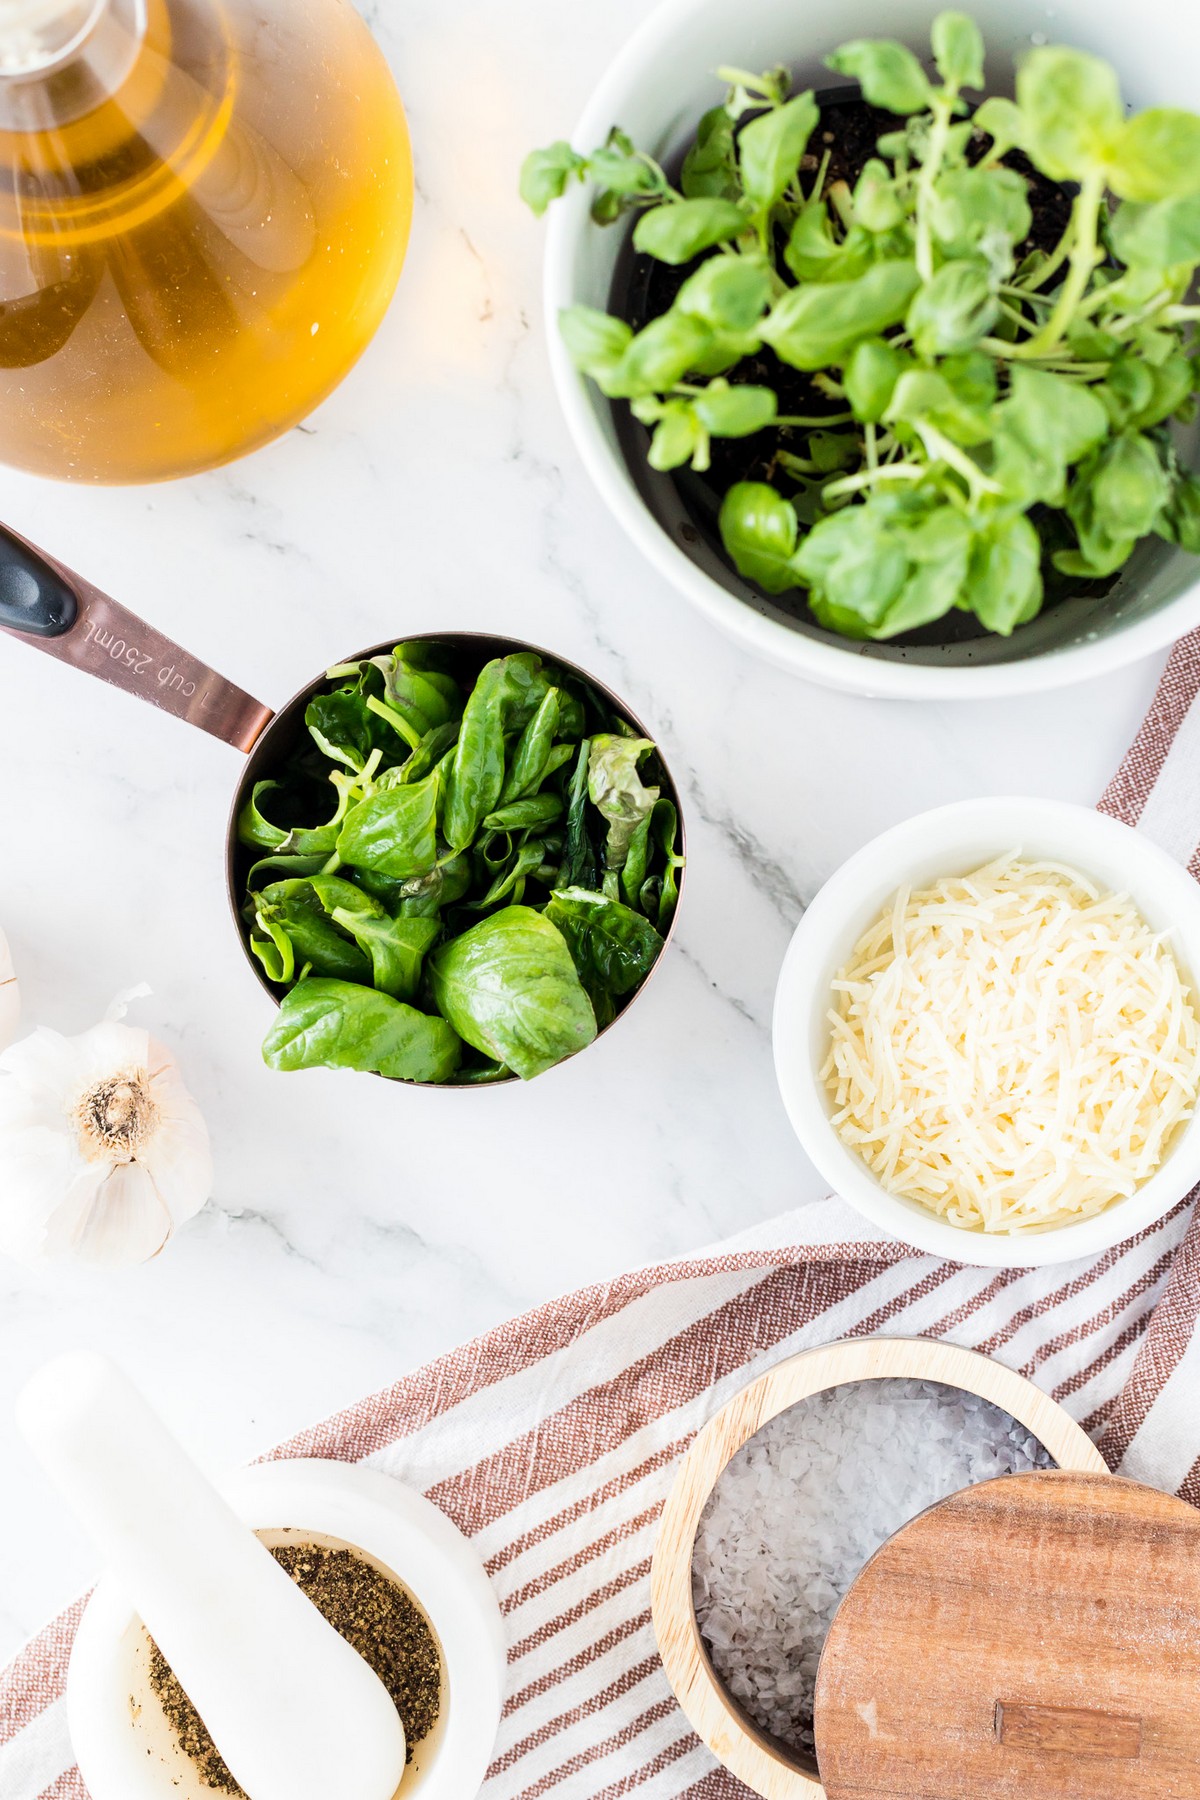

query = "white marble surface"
(0, 0), (1166, 1663)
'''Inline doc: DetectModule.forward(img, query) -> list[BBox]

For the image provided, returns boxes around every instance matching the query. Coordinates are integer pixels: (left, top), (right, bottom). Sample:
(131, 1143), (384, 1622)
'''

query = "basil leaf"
(429, 908), (597, 1080)
(929, 168), (1031, 256)
(328, 910), (440, 1001)
(309, 873), (382, 919)
(264, 979), (461, 1082)
(621, 811), (654, 910)
(238, 780), (291, 849)
(520, 142), (586, 216)
(1072, 430), (1171, 545)
(498, 688), (560, 805)
(681, 104), (738, 199)
(587, 131), (663, 200)
(966, 514), (1044, 635)
(738, 91), (819, 213)
(907, 260), (998, 356)
(636, 399), (706, 471)
(844, 338), (910, 422)
(1108, 110), (1200, 203)
(337, 771), (440, 879)
(650, 798), (685, 931)
(785, 204), (874, 284)
(1137, 356), (1195, 429)
(462, 837), (551, 911)
(853, 160), (904, 233)
(793, 504), (909, 628)
(397, 718), (459, 786)
(441, 653), (549, 850)
(632, 198), (748, 263)
(309, 873), (437, 1001)
(369, 645), (462, 737)
(305, 690), (378, 771)
(558, 306), (634, 388)
(693, 380), (777, 436)
(873, 511), (972, 637)
(675, 255), (773, 331)
(1109, 194), (1200, 267)
(931, 12), (984, 90)
(482, 793), (563, 833)
(991, 366), (1109, 505)
(559, 740), (599, 891)
(544, 887), (664, 999)
(885, 368), (993, 446)
(1163, 473), (1200, 554)
(972, 97), (1024, 161)
(1015, 46), (1124, 182)
(760, 262), (920, 369)
(1098, 358), (1157, 429)
(245, 851), (330, 891)
(255, 880), (371, 983)
(391, 852), (472, 917)
(719, 482), (801, 591)
(608, 310), (714, 397)
(825, 39), (932, 115)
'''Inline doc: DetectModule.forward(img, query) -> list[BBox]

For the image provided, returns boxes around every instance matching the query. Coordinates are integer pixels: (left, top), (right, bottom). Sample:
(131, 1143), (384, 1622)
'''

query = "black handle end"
(0, 526), (78, 637)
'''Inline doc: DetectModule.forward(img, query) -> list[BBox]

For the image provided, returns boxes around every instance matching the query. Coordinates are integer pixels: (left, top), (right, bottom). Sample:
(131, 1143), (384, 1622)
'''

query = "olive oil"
(0, 0), (413, 481)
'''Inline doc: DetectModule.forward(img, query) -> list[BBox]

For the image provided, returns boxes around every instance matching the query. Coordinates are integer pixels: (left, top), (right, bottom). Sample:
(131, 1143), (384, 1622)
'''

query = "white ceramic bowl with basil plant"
(228, 634), (685, 1088)
(528, 0), (1200, 697)
(772, 798), (1200, 1268)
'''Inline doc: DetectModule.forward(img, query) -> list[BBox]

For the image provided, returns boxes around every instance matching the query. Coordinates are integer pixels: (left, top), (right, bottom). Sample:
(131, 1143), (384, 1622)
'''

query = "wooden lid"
(813, 1469), (1200, 1800)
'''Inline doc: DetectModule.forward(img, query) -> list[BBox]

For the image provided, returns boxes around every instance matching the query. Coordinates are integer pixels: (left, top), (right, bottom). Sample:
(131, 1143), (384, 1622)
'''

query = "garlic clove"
(0, 923), (19, 1052)
(47, 1160), (175, 1267)
(137, 1037), (213, 1227)
(69, 1019), (154, 1097)
(0, 1118), (81, 1265)
(0, 1021), (107, 1111)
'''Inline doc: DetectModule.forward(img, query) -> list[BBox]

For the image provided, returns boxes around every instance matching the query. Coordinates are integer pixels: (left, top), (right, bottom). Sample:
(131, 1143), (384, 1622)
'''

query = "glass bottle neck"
(0, 0), (145, 128)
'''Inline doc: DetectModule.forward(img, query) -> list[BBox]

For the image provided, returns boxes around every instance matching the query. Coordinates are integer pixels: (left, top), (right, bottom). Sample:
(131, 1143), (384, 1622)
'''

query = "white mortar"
(66, 1459), (506, 1800)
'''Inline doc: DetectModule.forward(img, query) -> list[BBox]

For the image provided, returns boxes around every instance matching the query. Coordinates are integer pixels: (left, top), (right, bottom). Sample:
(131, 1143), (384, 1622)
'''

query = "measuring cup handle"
(0, 522), (274, 752)
(0, 524), (79, 636)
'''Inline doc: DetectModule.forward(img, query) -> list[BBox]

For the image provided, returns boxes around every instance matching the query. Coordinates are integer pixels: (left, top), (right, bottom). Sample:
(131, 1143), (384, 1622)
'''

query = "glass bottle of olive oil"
(0, 0), (413, 481)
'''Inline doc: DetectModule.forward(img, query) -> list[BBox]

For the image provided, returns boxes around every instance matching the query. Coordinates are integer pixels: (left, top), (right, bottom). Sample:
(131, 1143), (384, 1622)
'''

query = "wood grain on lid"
(814, 1469), (1200, 1800)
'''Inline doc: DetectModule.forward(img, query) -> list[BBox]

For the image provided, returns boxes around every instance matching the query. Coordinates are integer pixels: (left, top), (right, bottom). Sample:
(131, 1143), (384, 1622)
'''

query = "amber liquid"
(0, 0), (413, 481)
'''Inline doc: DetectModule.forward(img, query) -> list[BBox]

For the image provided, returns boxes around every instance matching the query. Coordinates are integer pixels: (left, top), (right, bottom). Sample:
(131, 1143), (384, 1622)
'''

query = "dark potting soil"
(611, 90), (1113, 647)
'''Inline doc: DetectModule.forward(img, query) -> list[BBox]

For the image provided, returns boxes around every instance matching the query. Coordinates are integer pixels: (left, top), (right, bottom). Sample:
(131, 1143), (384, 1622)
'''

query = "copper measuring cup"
(0, 521), (686, 1084)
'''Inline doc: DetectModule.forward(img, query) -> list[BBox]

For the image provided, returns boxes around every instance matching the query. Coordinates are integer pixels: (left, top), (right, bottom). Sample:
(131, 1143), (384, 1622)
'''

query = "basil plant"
(523, 13), (1200, 640)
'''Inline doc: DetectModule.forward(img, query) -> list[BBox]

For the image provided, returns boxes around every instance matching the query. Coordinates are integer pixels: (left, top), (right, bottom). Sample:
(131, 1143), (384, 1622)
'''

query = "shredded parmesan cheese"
(821, 853), (1200, 1234)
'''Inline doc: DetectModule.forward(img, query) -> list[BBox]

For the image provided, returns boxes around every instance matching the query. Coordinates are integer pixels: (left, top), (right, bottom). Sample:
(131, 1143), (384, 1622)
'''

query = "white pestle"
(16, 1351), (407, 1800)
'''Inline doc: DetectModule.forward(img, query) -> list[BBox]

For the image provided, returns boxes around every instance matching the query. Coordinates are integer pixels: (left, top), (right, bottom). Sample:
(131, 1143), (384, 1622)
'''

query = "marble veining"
(0, 0), (1166, 1658)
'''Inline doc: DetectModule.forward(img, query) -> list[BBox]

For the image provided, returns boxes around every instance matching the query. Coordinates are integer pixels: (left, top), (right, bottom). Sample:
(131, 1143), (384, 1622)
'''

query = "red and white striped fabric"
(6, 634), (1200, 1800)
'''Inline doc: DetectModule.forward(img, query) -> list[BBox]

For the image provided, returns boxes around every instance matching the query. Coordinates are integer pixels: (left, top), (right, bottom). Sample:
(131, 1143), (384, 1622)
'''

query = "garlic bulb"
(0, 1020), (212, 1267)
(0, 923), (17, 1051)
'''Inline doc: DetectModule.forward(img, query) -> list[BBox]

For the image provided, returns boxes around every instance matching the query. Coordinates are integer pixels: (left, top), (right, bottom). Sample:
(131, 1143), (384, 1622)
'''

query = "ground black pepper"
(147, 1541), (441, 1795)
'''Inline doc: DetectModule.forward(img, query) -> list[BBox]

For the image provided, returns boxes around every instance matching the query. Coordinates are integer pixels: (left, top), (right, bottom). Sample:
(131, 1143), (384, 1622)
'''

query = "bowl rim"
(541, 0), (1200, 699)
(771, 796), (1200, 1268)
(225, 629), (686, 1091)
(650, 1334), (1107, 1800)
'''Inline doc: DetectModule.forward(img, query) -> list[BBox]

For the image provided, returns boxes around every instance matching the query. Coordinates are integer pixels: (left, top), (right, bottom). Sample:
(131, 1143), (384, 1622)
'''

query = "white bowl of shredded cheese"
(773, 799), (1200, 1267)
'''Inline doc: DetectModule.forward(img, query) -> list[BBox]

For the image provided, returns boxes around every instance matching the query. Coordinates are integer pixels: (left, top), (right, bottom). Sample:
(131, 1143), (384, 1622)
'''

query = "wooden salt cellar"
(651, 1337), (1109, 1800)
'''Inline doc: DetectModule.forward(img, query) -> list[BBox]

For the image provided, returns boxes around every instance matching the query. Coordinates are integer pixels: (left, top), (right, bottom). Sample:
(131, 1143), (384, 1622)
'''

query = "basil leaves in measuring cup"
(237, 642), (683, 1084)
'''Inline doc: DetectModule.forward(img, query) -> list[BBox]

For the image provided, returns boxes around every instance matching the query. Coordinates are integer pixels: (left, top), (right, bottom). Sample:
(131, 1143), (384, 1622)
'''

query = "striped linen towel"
(6, 635), (1200, 1800)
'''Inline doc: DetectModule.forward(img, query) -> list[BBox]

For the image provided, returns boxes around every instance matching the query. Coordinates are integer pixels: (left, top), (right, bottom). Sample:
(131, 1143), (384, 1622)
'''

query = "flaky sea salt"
(691, 1378), (1054, 1755)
